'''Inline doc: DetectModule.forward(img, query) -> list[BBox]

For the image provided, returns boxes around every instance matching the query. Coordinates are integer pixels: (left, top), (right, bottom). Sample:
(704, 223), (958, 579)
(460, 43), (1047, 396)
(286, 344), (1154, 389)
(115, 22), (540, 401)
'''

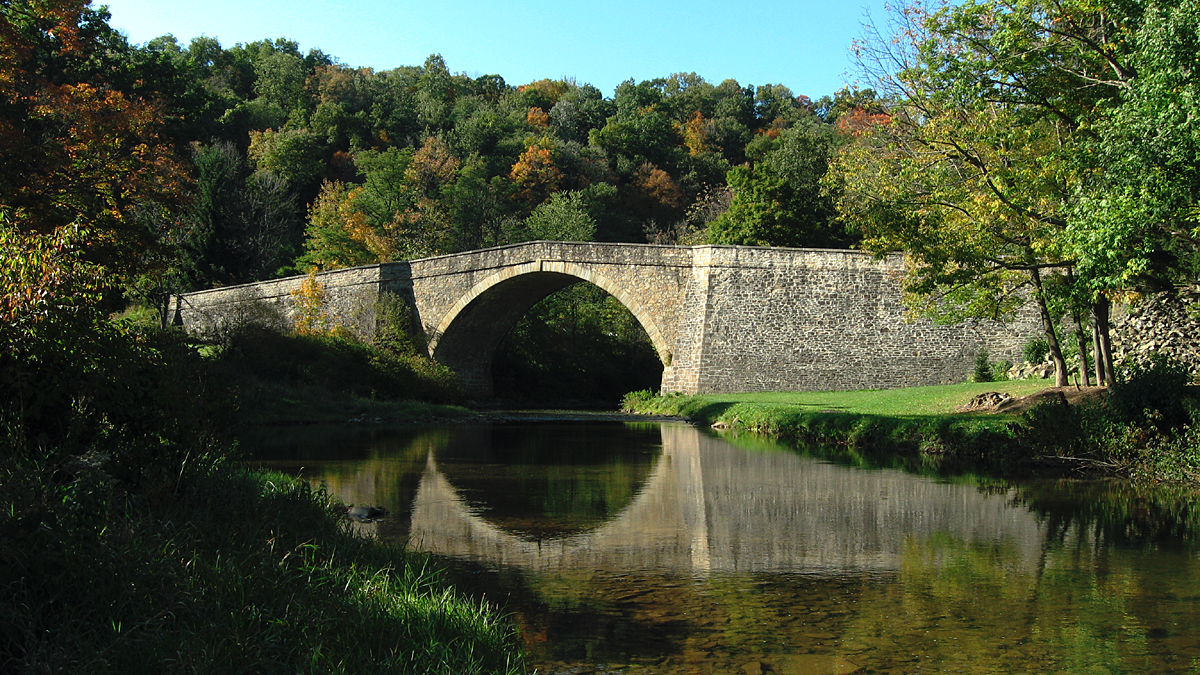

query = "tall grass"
(1, 454), (524, 674)
(2, 299), (521, 673)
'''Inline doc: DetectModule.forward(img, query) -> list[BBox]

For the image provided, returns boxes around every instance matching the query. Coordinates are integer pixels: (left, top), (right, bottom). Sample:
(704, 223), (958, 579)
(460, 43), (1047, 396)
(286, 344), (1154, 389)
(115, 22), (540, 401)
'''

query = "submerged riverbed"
(241, 420), (1200, 674)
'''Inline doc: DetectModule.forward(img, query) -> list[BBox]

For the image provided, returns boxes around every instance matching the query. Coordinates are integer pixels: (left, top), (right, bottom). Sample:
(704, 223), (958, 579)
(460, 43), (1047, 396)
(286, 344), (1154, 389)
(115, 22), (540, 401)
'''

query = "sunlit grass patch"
(625, 379), (1050, 424)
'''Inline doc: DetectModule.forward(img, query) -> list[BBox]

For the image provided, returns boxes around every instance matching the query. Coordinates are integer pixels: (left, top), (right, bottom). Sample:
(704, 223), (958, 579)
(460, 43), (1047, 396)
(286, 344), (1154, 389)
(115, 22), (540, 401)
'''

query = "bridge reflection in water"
(372, 424), (1045, 576)
(246, 422), (1200, 674)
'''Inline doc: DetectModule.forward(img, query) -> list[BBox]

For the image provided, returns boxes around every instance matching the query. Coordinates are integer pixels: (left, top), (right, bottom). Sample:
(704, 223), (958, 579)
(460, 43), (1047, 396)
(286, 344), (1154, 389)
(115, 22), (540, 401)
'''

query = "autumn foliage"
(1, 0), (187, 281)
(510, 140), (563, 203)
(835, 107), (891, 137)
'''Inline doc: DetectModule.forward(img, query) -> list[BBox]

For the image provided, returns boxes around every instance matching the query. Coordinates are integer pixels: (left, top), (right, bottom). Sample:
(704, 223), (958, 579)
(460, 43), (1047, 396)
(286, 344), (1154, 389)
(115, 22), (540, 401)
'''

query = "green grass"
(1, 456), (525, 674)
(628, 380), (1049, 426)
(623, 380), (1060, 470)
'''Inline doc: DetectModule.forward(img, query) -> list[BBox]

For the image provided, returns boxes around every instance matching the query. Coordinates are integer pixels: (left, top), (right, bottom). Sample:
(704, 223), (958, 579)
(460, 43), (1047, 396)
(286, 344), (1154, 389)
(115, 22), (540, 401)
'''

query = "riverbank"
(622, 376), (1200, 481)
(1, 452), (524, 673)
(623, 380), (1051, 447)
(2, 311), (526, 672)
(210, 325), (476, 426)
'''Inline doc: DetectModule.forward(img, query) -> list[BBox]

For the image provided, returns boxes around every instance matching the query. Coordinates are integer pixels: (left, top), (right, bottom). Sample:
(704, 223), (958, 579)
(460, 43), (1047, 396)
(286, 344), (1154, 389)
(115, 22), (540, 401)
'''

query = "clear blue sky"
(96, 0), (891, 99)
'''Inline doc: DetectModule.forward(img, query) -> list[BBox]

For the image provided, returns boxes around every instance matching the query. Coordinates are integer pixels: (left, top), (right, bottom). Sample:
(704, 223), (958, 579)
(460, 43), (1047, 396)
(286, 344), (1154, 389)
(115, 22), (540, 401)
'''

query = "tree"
(589, 80), (684, 175)
(0, 0), (188, 281)
(1069, 0), (1200, 289)
(352, 146), (414, 225)
(297, 180), (378, 269)
(509, 138), (563, 205)
(252, 49), (307, 114)
(415, 54), (456, 132)
(405, 135), (460, 197)
(177, 141), (303, 286)
(709, 120), (850, 248)
(521, 190), (597, 242)
(830, 0), (1150, 386)
(444, 157), (514, 251)
(247, 126), (327, 189)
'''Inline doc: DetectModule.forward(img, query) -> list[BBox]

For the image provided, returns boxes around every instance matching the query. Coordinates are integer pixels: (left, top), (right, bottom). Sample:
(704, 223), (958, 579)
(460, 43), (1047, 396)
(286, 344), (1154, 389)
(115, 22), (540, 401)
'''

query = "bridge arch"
(426, 260), (671, 399)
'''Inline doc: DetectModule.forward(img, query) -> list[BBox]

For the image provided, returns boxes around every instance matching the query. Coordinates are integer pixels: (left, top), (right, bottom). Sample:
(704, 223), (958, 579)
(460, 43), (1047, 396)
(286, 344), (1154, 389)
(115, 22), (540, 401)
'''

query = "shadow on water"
(240, 419), (1200, 674)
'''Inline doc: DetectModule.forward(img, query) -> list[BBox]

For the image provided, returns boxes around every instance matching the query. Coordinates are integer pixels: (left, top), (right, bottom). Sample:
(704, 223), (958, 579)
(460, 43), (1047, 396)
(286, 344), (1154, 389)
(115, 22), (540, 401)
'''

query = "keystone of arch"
(427, 259), (673, 366)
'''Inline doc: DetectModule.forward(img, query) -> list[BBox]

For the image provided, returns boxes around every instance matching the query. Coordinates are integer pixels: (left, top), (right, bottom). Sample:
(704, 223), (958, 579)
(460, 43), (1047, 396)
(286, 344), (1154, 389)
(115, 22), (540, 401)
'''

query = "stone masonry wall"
(168, 264), (404, 340)
(663, 246), (1039, 393)
(172, 242), (1041, 396)
(1110, 286), (1200, 379)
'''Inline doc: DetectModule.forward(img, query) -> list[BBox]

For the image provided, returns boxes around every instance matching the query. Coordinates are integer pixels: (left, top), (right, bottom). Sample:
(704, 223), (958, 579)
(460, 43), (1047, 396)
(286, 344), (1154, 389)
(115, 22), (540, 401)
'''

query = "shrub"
(991, 359), (1013, 382)
(1023, 337), (1050, 364)
(373, 290), (425, 357)
(217, 325), (463, 405)
(1109, 357), (1191, 429)
(970, 350), (993, 383)
(1020, 393), (1082, 455)
(621, 389), (657, 411)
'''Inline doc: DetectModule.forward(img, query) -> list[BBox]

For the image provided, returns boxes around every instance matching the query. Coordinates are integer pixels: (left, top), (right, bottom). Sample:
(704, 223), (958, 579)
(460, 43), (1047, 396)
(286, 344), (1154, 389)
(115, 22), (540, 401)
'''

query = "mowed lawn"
(709, 380), (1051, 417)
(639, 379), (1056, 425)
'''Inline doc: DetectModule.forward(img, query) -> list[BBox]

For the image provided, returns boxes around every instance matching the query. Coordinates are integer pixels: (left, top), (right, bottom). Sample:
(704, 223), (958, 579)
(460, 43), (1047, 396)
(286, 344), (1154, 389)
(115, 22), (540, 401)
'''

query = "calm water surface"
(242, 420), (1200, 674)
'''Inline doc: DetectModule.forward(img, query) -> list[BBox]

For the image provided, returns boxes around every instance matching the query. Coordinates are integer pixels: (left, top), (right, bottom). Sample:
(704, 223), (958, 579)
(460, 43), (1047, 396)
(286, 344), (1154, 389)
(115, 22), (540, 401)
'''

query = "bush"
(1023, 337), (1050, 364)
(1109, 357), (1191, 428)
(216, 325), (464, 406)
(621, 389), (657, 411)
(1020, 393), (1082, 455)
(372, 290), (425, 357)
(991, 359), (1013, 382)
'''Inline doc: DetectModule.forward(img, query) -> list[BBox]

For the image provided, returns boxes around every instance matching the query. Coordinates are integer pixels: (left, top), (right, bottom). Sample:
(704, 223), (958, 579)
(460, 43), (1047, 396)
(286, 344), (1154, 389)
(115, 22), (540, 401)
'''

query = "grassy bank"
(1, 457), (523, 674)
(627, 380), (1049, 426)
(3, 298), (523, 671)
(623, 380), (1049, 449)
(211, 326), (474, 426)
(623, 373), (1200, 481)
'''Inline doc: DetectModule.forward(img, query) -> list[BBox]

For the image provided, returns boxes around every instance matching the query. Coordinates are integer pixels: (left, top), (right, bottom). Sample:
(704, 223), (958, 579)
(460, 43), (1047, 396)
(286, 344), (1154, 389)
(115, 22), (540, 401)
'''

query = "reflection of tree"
(1014, 479), (1200, 548)
(834, 529), (1200, 673)
(246, 426), (457, 518)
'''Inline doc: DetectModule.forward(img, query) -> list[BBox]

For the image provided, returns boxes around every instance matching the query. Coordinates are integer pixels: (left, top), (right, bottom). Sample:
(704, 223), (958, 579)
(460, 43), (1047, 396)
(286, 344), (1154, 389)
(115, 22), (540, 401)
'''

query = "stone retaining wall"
(1111, 286), (1200, 378)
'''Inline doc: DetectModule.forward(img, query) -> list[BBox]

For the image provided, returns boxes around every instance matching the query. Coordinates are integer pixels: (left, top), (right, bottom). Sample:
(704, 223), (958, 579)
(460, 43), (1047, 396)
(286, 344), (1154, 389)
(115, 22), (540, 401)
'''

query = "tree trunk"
(1072, 307), (1091, 387)
(1093, 297), (1115, 385)
(1031, 268), (1069, 387)
(159, 290), (170, 330)
(1092, 323), (1107, 387)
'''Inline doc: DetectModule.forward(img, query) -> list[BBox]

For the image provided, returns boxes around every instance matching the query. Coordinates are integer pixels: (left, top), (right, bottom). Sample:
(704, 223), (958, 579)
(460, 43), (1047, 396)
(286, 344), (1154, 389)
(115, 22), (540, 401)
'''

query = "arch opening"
(429, 269), (666, 403)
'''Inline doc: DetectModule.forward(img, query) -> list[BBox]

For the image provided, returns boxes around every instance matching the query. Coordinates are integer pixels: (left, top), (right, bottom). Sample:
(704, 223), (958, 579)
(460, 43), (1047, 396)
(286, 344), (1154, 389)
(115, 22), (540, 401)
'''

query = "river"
(241, 418), (1200, 674)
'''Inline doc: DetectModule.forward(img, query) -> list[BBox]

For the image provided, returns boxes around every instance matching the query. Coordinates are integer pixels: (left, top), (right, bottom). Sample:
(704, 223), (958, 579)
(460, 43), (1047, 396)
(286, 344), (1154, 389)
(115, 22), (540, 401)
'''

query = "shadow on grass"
(691, 401), (736, 421)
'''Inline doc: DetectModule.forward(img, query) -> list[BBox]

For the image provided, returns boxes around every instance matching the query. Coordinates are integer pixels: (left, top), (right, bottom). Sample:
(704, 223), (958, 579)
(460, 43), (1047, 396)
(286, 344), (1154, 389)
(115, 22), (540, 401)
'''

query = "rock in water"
(346, 505), (387, 521)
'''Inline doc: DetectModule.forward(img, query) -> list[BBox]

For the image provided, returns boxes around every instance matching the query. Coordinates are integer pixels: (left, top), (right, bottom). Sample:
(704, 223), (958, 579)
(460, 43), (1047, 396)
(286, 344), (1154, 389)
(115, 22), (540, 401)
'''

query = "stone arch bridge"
(172, 241), (1037, 397)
